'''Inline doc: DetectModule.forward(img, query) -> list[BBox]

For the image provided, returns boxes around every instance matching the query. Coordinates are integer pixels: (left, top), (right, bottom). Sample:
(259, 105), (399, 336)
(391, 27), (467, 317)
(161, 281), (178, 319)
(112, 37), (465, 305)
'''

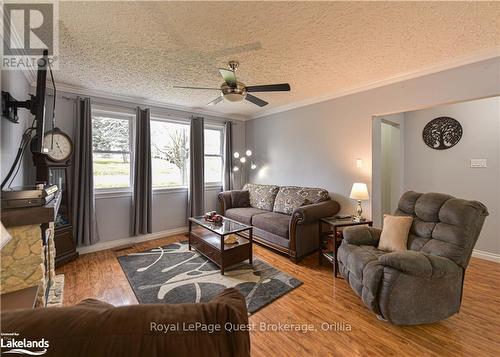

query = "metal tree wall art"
(422, 117), (463, 150)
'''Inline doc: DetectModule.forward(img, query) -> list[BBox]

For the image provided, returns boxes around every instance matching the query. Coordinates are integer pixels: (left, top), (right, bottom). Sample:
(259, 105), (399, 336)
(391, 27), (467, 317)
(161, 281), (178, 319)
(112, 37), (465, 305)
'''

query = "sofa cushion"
(253, 227), (290, 249)
(225, 207), (269, 225)
(252, 212), (290, 238)
(230, 190), (251, 208)
(273, 186), (330, 215)
(243, 183), (279, 211)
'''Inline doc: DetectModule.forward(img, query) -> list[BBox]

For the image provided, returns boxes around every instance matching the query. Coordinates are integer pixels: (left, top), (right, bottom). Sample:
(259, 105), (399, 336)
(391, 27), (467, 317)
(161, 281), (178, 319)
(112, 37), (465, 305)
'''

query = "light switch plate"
(470, 159), (487, 168)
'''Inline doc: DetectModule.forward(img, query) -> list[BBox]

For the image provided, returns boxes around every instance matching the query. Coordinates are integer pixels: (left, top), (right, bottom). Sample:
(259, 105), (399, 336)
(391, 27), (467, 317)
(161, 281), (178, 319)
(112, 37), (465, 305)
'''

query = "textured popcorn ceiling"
(56, 1), (500, 118)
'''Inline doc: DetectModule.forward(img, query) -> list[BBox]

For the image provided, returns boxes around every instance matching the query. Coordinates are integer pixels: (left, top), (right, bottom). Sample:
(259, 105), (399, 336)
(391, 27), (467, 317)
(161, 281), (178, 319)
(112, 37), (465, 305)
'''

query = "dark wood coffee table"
(188, 216), (253, 275)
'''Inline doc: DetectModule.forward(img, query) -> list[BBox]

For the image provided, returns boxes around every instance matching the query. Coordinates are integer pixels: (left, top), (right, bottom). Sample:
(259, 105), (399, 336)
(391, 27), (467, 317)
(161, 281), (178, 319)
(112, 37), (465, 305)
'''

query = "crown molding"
(32, 81), (249, 122)
(247, 47), (500, 120)
(28, 47), (500, 122)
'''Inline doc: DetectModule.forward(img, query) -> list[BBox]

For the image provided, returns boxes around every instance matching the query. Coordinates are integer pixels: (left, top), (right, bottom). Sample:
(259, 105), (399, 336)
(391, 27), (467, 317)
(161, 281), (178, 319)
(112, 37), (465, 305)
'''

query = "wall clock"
(43, 128), (74, 162)
(422, 117), (463, 150)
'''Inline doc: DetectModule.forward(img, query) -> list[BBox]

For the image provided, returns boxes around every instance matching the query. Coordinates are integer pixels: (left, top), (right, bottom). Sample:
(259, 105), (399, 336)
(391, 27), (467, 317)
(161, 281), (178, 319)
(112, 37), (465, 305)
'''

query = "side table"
(319, 217), (373, 277)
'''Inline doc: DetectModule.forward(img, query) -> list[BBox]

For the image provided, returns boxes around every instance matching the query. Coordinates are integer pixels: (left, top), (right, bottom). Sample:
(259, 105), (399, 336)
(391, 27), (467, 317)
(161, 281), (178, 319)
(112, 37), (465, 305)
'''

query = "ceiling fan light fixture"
(223, 93), (245, 102)
(221, 82), (247, 103)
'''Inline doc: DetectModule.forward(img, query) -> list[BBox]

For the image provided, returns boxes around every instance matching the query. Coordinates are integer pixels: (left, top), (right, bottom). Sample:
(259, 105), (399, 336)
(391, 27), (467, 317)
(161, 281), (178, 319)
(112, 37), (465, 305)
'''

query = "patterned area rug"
(118, 242), (302, 314)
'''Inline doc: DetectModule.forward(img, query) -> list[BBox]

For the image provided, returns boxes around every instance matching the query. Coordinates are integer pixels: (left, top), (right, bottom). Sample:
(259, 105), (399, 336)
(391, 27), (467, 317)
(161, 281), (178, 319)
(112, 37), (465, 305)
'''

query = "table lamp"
(350, 183), (369, 222)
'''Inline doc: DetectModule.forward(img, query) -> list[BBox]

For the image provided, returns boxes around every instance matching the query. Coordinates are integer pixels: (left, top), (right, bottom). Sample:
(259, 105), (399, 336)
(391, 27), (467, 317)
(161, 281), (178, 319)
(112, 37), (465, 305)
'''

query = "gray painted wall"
(1, 71), (32, 187)
(246, 57), (500, 254)
(21, 90), (245, 243)
(403, 97), (500, 254)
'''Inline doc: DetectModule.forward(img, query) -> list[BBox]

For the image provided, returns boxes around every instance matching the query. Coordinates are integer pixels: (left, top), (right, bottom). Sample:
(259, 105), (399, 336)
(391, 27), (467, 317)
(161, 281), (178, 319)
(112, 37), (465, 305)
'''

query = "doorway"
(380, 120), (401, 218)
(372, 114), (404, 227)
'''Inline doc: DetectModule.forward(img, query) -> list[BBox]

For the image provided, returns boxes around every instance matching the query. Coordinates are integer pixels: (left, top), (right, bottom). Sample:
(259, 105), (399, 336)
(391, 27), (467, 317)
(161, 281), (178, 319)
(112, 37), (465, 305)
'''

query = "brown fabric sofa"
(0, 288), (250, 357)
(218, 183), (340, 261)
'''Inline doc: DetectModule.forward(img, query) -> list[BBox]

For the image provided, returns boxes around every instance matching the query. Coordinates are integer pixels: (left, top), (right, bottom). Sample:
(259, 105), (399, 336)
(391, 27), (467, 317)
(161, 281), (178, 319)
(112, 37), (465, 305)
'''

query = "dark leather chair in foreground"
(338, 191), (488, 325)
(1, 288), (250, 357)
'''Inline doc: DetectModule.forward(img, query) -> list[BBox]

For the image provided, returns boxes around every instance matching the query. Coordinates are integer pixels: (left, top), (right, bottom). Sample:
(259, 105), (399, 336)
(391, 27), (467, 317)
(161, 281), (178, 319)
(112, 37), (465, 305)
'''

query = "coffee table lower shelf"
(189, 228), (253, 275)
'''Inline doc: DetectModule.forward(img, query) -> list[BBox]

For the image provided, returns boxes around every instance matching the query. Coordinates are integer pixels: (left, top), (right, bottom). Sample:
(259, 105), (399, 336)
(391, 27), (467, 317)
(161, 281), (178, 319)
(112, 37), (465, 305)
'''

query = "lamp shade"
(350, 183), (369, 200)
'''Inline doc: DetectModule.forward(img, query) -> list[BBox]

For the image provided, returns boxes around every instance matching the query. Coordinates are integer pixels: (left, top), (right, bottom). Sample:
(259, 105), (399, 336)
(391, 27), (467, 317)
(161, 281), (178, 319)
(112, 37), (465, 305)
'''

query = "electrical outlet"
(470, 159), (487, 168)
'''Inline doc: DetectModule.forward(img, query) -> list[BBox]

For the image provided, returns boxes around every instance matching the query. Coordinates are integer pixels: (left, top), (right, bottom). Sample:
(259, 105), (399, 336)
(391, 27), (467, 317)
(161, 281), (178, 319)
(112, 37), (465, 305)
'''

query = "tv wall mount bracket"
(1, 91), (37, 123)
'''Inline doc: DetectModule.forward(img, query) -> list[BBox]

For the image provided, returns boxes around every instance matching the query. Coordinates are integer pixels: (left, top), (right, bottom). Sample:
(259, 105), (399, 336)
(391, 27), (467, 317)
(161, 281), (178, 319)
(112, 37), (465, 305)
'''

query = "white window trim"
(92, 108), (135, 193)
(95, 184), (222, 200)
(204, 124), (225, 187)
(150, 116), (190, 190)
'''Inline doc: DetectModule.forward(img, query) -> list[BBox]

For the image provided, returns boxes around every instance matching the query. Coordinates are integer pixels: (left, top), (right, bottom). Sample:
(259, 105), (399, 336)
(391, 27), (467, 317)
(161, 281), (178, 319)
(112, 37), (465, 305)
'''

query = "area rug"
(118, 242), (302, 314)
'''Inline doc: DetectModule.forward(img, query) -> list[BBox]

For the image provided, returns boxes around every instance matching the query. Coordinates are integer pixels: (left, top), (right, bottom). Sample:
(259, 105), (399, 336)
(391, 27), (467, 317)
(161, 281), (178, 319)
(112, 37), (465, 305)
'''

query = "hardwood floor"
(57, 235), (500, 356)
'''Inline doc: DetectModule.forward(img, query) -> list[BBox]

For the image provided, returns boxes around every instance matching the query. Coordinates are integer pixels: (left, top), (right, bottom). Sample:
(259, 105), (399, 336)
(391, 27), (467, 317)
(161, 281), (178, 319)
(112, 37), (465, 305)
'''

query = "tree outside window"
(150, 120), (224, 188)
(92, 113), (225, 190)
(151, 120), (190, 188)
(92, 112), (133, 189)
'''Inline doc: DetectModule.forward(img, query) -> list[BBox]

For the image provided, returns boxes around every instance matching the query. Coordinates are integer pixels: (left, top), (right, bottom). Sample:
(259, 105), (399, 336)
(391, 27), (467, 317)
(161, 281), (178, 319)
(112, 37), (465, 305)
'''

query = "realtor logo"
(2, 0), (59, 69)
(1, 333), (49, 355)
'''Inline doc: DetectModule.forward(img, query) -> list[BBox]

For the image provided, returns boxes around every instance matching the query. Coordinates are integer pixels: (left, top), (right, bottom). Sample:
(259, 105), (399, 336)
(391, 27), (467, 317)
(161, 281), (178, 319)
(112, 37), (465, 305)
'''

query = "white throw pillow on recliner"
(378, 214), (413, 252)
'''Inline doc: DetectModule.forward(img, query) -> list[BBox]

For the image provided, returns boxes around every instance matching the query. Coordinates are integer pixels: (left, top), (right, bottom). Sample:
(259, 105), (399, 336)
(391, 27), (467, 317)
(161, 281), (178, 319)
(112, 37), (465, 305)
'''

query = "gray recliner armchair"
(338, 191), (488, 325)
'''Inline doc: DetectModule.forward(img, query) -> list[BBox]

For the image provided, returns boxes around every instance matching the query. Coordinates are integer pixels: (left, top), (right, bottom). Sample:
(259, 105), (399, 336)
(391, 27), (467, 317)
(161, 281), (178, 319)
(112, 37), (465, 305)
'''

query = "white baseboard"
(77, 226), (188, 255)
(472, 249), (500, 263)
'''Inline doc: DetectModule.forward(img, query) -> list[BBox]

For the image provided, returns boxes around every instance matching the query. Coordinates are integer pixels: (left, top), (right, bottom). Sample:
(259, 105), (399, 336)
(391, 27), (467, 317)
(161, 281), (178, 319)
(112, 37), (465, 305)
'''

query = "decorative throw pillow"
(242, 183), (280, 211)
(378, 215), (413, 252)
(273, 186), (329, 215)
(230, 190), (251, 208)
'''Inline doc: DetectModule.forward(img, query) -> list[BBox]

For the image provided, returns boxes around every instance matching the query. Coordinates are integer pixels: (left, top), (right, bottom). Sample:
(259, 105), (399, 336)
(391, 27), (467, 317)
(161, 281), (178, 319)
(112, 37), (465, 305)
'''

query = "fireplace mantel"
(1, 191), (61, 228)
(1, 192), (62, 307)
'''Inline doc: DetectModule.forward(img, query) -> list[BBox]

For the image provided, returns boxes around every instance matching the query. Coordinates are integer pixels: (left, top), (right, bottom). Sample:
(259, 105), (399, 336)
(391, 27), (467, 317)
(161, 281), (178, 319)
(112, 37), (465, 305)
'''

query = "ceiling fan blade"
(245, 94), (268, 107)
(173, 85), (221, 90)
(218, 68), (237, 87)
(207, 96), (223, 106)
(246, 83), (291, 92)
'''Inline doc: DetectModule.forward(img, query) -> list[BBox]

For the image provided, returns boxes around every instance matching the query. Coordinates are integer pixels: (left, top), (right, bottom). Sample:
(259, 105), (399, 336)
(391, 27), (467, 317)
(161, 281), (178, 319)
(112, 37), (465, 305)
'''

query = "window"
(151, 119), (190, 188)
(150, 119), (224, 188)
(92, 110), (134, 190)
(92, 112), (224, 191)
(204, 127), (224, 185)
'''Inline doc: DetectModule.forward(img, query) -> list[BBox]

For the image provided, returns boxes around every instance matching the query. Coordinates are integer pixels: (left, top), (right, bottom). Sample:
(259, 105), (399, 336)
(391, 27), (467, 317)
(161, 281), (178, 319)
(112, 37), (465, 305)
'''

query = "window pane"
(92, 116), (130, 152)
(204, 129), (221, 155)
(205, 156), (222, 183)
(151, 120), (190, 187)
(93, 153), (131, 189)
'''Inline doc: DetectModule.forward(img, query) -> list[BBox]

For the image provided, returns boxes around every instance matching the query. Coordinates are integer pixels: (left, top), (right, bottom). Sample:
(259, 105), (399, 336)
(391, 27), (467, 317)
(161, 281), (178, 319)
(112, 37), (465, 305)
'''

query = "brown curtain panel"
(73, 97), (99, 246)
(188, 116), (205, 217)
(132, 107), (152, 235)
(223, 121), (233, 191)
